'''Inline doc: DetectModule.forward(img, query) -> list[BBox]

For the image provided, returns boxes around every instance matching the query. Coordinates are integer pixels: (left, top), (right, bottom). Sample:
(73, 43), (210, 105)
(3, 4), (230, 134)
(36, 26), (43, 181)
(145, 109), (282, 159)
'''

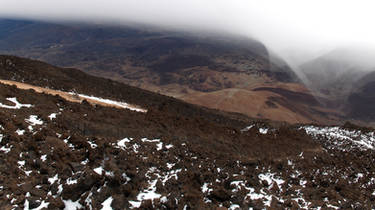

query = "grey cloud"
(1, 0), (375, 67)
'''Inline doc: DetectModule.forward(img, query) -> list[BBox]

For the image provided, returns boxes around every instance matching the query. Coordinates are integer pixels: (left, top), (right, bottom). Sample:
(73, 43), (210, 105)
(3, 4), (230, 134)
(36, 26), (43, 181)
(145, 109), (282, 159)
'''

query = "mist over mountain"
(299, 48), (375, 95)
(2, 18), (347, 124)
(2, 0), (375, 66)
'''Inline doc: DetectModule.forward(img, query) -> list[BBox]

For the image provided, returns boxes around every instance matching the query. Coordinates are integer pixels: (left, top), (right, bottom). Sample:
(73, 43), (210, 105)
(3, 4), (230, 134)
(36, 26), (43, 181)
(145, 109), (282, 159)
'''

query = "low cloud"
(1, 0), (375, 66)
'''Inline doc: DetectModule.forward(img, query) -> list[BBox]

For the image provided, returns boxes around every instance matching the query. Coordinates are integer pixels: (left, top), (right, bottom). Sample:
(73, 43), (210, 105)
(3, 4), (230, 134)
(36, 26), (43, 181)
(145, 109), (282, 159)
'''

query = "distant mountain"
(0, 19), (341, 124)
(347, 70), (375, 121)
(0, 55), (374, 209)
(299, 47), (375, 100)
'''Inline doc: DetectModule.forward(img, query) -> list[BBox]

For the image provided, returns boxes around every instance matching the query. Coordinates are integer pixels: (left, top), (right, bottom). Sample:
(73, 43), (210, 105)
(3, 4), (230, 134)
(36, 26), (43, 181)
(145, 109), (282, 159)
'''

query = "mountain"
(299, 47), (375, 106)
(347, 70), (375, 121)
(0, 55), (374, 209)
(0, 18), (344, 124)
(298, 48), (375, 124)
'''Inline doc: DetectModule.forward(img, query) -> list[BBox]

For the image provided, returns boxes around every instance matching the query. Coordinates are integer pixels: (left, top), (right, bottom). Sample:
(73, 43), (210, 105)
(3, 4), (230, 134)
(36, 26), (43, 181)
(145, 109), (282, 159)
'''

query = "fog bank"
(1, 0), (375, 66)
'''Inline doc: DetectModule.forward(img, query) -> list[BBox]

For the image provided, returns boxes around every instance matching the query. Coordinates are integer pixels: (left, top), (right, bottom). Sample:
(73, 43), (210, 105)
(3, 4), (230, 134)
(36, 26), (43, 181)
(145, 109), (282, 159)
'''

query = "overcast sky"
(1, 0), (375, 65)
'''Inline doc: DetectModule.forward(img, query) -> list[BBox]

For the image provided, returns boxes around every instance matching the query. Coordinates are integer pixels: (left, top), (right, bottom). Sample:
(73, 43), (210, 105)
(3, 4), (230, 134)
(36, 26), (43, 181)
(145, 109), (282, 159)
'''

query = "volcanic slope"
(0, 19), (342, 124)
(0, 56), (375, 209)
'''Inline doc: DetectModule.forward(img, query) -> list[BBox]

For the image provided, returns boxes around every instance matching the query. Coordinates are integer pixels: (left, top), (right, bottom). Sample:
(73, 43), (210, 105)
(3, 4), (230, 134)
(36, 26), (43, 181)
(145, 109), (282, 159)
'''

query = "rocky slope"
(0, 56), (374, 209)
(0, 19), (343, 124)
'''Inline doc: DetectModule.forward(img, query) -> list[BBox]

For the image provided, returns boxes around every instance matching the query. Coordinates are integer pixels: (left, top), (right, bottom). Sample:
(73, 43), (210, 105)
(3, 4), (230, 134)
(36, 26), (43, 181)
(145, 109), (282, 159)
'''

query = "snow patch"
(201, 183), (213, 193)
(63, 199), (82, 210)
(115, 138), (132, 150)
(25, 115), (43, 126)
(16, 129), (25, 135)
(48, 113), (58, 120)
(87, 140), (97, 149)
(241, 124), (254, 132)
(165, 144), (174, 149)
(32, 200), (49, 210)
(259, 128), (269, 134)
(0, 97), (33, 109)
(156, 142), (163, 151)
(94, 166), (103, 175)
(69, 92), (147, 113)
(302, 125), (375, 150)
(41, 155), (47, 162)
(66, 177), (78, 185)
(101, 197), (113, 210)
(48, 174), (58, 185)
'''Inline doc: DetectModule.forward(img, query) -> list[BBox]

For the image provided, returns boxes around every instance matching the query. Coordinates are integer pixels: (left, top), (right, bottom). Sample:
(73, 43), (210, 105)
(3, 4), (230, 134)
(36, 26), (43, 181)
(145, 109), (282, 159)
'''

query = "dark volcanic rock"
(0, 56), (374, 209)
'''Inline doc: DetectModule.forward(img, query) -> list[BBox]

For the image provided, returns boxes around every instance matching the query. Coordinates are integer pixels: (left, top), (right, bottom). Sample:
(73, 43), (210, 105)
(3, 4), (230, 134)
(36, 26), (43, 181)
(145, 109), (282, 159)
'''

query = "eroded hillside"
(0, 56), (374, 209)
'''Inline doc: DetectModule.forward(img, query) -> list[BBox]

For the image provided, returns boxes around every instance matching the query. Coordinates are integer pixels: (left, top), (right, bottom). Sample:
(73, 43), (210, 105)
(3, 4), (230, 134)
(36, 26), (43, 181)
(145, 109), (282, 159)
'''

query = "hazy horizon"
(1, 0), (375, 67)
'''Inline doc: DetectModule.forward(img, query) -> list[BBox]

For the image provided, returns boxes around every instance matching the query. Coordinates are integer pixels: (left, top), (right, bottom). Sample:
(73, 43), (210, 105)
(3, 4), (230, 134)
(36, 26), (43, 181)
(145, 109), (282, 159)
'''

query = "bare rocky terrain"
(0, 56), (374, 209)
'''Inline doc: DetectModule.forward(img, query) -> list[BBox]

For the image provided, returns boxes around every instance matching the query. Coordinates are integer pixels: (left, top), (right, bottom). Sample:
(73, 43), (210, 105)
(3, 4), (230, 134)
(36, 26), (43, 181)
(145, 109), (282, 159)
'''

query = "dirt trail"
(0, 79), (147, 112)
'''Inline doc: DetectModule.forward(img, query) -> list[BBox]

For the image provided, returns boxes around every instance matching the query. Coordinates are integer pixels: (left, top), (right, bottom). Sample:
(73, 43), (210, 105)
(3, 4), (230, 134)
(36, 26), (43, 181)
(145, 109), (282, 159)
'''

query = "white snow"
(258, 173), (285, 190)
(156, 142), (163, 151)
(302, 125), (375, 150)
(165, 144), (174, 149)
(69, 92), (147, 113)
(288, 160), (293, 166)
(81, 159), (89, 165)
(105, 171), (115, 177)
(128, 201), (141, 209)
(0, 145), (12, 153)
(259, 128), (269, 134)
(57, 184), (63, 194)
(132, 144), (140, 153)
(0, 97), (33, 109)
(24, 170), (32, 176)
(25, 115), (44, 131)
(25, 115), (44, 125)
(23, 198), (29, 210)
(84, 192), (93, 210)
(166, 163), (175, 169)
(129, 167), (167, 208)
(327, 204), (340, 210)
(18, 160), (25, 167)
(66, 177), (78, 185)
(116, 138), (132, 149)
(48, 113), (58, 120)
(63, 199), (82, 210)
(33, 200), (49, 210)
(229, 204), (240, 210)
(159, 169), (182, 185)
(41, 155), (47, 162)
(122, 173), (131, 183)
(241, 124), (254, 132)
(141, 138), (160, 143)
(160, 196), (168, 203)
(101, 197), (113, 210)
(94, 166), (103, 175)
(201, 183), (212, 193)
(16, 129), (25, 135)
(63, 137), (75, 149)
(48, 174), (58, 185)
(136, 179), (161, 200)
(87, 140), (97, 149)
